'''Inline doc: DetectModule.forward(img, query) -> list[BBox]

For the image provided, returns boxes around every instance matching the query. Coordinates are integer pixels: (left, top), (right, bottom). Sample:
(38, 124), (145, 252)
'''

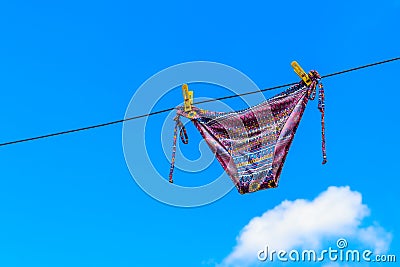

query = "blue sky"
(0, 1), (399, 266)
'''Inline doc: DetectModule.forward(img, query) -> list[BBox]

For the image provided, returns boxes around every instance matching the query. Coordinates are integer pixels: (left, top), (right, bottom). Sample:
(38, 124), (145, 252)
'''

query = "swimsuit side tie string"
(169, 114), (188, 183)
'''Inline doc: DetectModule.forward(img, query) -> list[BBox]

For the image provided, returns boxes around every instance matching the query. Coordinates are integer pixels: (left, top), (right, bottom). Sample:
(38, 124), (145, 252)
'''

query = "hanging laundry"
(169, 70), (327, 194)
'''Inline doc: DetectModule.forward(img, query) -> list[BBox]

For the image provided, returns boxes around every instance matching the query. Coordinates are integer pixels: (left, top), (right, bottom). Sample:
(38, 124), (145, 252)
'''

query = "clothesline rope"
(1, 57), (399, 147)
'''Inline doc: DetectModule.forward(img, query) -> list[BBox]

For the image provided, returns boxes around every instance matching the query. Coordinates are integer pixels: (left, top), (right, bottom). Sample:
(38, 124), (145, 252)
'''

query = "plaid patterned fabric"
(169, 72), (326, 194)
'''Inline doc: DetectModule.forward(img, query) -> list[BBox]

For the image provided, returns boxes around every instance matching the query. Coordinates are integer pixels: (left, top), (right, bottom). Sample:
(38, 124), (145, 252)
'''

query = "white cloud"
(357, 224), (392, 254)
(220, 186), (391, 267)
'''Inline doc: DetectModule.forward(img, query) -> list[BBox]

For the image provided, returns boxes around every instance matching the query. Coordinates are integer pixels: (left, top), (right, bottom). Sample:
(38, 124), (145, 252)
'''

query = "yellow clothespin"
(291, 61), (312, 86)
(182, 83), (193, 112)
